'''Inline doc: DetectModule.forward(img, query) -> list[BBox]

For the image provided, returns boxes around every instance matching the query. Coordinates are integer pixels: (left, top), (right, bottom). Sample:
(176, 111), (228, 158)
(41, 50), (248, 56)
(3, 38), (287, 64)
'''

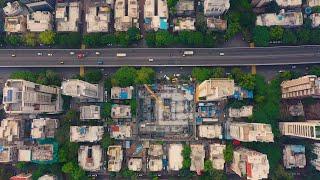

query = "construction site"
(137, 84), (195, 140)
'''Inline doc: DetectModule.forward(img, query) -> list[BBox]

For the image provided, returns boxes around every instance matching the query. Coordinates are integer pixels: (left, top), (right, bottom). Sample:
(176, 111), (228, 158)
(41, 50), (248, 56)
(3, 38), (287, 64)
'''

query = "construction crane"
(144, 84), (166, 112)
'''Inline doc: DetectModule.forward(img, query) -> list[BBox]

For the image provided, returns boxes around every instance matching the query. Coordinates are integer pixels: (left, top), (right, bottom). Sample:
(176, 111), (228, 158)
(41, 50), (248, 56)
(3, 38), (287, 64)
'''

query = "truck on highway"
(183, 51), (194, 56)
(116, 53), (127, 57)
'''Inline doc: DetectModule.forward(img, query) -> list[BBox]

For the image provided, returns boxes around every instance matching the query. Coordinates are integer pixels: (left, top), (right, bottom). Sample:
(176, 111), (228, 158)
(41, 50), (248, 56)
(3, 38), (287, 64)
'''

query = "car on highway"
(183, 51), (194, 56)
(95, 51), (100, 55)
(219, 52), (225, 56)
(37, 52), (43, 56)
(148, 58), (154, 62)
(77, 53), (85, 59)
(48, 53), (53, 56)
(97, 60), (103, 65)
(60, 61), (64, 64)
(117, 53), (126, 57)
(70, 51), (75, 55)
(11, 54), (16, 57)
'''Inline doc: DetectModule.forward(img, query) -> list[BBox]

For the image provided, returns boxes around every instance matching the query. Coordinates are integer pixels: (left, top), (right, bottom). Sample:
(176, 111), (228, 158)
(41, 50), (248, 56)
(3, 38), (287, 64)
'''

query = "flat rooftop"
(70, 126), (104, 142)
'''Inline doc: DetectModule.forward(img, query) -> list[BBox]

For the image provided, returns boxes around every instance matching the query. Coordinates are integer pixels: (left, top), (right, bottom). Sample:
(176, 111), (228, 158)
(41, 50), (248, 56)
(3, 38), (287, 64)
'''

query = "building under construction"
(137, 84), (195, 140)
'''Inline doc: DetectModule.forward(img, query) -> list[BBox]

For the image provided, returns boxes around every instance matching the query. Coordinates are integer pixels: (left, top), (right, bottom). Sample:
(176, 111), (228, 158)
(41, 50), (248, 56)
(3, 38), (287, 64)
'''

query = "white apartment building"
(209, 144), (225, 170)
(61, 79), (100, 100)
(307, 0), (320, 7)
(55, 2), (80, 32)
(231, 148), (270, 180)
(107, 145), (123, 172)
(78, 145), (103, 172)
(70, 126), (104, 142)
(196, 78), (235, 101)
(85, 4), (111, 33)
(279, 121), (320, 140)
(80, 105), (101, 120)
(204, 0), (230, 17)
(144, 0), (169, 31)
(173, 17), (196, 32)
(229, 123), (274, 142)
(190, 144), (205, 172)
(168, 144), (183, 171)
(27, 11), (53, 32)
(198, 124), (223, 139)
(3, 1), (24, 16)
(281, 75), (320, 99)
(256, 11), (303, 27)
(0, 117), (21, 142)
(276, 0), (302, 7)
(31, 118), (58, 139)
(114, 0), (139, 31)
(3, 79), (62, 114)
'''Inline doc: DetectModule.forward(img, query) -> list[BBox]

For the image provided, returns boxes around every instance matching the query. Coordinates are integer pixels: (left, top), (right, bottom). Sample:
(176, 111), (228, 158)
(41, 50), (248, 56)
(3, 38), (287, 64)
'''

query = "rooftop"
(209, 144), (225, 170)
(70, 126), (104, 142)
(144, 0), (169, 31)
(256, 11), (303, 27)
(197, 78), (235, 101)
(114, 0), (139, 31)
(80, 105), (101, 120)
(61, 79), (99, 99)
(283, 145), (306, 169)
(190, 144), (205, 172)
(204, 0), (230, 16)
(229, 122), (274, 142)
(107, 145), (123, 172)
(229, 106), (253, 118)
(55, 2), (80, 32)
(4, 15), (27, 33)
(148, 158), (163, 172)
(198, 124), (223, 139)
(310, 13), (320, 28)
(111, 104), (131, 119)
(27, 11), (53, 32)
(111, 86), (133, 99)
(86, 4), (111, 33)
(78, 145), (103, 172)
(148, 144), (163, 157)
(206, 17), (227, 31)
(3, 1), (24, 17)
(31, 118), (58, 139)
(128, 158), (142, 171)
(168, 144), (183, 171)
(175, 0), (195, 16)
(0, 145), (17, 163)
(110, 125), (132, 139)
(276, 0), (302, 7)
(18, 149), (31, 162)
(31, 144), (54, 162)
(307, 0), (320, 7)
(173, 17), (196, 31)
(10, 173), (32, 180)
(38, 175), (56, 180)
(0, 117), (21, 142)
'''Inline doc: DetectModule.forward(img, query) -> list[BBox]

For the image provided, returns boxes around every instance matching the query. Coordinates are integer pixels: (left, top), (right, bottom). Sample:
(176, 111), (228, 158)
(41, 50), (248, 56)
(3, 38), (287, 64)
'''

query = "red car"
(77, 53), (85, 59)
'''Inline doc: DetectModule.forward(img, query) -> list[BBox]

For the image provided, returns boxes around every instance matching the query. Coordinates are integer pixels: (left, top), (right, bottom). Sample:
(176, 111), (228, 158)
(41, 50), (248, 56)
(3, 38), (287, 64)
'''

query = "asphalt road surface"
(1, 46), (320, 67)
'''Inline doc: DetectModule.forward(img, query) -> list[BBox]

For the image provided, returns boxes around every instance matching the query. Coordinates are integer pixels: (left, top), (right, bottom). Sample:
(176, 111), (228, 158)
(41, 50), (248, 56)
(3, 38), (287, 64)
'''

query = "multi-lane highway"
(0, 46), (320, 67)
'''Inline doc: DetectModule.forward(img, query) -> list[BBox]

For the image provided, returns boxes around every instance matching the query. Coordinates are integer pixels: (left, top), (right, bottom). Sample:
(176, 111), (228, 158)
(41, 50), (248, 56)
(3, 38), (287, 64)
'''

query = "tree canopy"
(253, 26), (270, 47)
(39, 30), (56, 45)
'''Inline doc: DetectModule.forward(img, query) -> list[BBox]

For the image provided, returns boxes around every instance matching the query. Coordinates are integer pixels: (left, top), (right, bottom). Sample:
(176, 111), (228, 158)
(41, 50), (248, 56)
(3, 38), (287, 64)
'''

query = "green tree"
(253, 26), (270, 47)
(212, 67), (225, 78)
(116, 32), (130, 47)
(282, 30), (297, 45)
(269, 26), (284, 41)
(225, 12), (241, 40)
(101, 133), (114, 149)
(112, 67), (137, 87)
(16, 162), (28, 171)
(265, 1), (280, 13)
(135, 67), (156, 84)
(231, 67), (244, 82)
(192, 67), (212, 82)
(83, 33), (101, 48)
(310, 29), (320, 44)
(84, 70), (102, 84)
(310, 66), (320, 76)
(39, 30), (56, 45)
(195, 13), (207, 34)
(10, 71), (38, 82)
(101, 34), (116, 46)
(121, 167), (136, 178)
(167, 0), (178, 9)
(101, 102), (112, 118)
(296, 28), (311, 45)
(239, 74), (256, 90)
(271, 165), (293, 180)
(56, 33), (81, 48)
(127, 27), (141, 44)
(23, 32), (38, 46)
(5, 35), (22, 46)
(146, 32), (156, 47)
(223, 143), (233, 164)
(182, 145), (192, 169)
(155, 31), (175, 47)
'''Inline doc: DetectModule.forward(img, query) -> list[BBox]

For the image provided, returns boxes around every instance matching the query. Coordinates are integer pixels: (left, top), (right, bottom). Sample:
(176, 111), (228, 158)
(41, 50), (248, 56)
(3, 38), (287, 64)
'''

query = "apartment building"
(0, 117), (22, 142)
(114, 0), (139, 31)
(276, 0), (302, 7)
(307, 0), (320, 7)
(190, 144), (205, 173)
(204, 0), (230, 17)
(31, 118), (58, 139)
(198, 124), (223, 139)
(128, 158), (142, 171)
(78, 145), (103, 172)
(111, 104), (131, 119)
(80, 105), (101, 120)
(3, 79), (62, 114)
(229, 106), (253, 118)
(231, 148), (269, 179)
(61, 79), (100, 100)
(55, 2), (80, 32)
(281, 75), (320, 99)
(4, 15), (27, 33)
(18, 148), (31, 162)
(27, 11), (53, 32)
(207, 17), (227, 31)
(312, 143), (320, 171)
(279, 121), (320, 140)
(70, 126), (104, 142)
(111, 87), (133, 100)
(31, 144), (54, 162)
(107, 145), (123, 172)
(175, 0), (195, 16)
(0, 145), (17, 163)
(229, 123), (274, 142)
(196, 78), (235, 101)
(283, 145), (306, 169)
(86, 4), (111, 33)
(144, 0), (169, 31)
(21, 0), (55, 12)
(256, 11), (303, 27)
(173, 17), (196, 32)
(168, 144), (183, 171)
(209, 144), (225, 170)
(110, 125), (132, 139)
(3, 1), (24, 16)
(310, 13), (320, 28)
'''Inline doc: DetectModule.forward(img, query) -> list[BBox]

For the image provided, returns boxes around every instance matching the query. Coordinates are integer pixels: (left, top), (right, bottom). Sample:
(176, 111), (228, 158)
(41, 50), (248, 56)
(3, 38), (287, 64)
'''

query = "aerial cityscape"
(0, 0), (320, 180)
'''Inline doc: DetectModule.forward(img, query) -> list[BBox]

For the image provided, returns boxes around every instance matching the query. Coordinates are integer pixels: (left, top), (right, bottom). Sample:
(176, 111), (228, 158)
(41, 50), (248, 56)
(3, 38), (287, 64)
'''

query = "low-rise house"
(204, 0), (230, 17)
(114, 0), (139, 31)
(207, 17), (227, 31)
(111, 104), (131, 119)
(312, 143), (320, 171)
(110, 125), (132, 139)
(276, 0), (302, 7)
(307, 0), (320, 7)
(144, 0), (169, 31)
(148, 158), (163, 172)
(70, 126), (104, 142)
(3, 1), (24, 16)
(107, 145), (123, 172)
(168, 144), (183, 171)
(85, 4), (111, 33)
(173, 17), (196, 31)
(283, 145), (306, 169)
(4, 15), (27, 33)
(229, 123), (274, 142)
(22, 0), (55, 12)
(198, 124), (223, 139)
(111, 87), (133, 100)
(78, 145), (103, 172)
(61, 79), (100, 100)
(18, 148), (31, 162)
(190, 144), (205, 173)
(0, 117), (22, 142)
(31, 144), (54, 162)
(279, 121), (320, 140)
(0, 145), (17, 163)
(31, 118), (58, 139)
(196, 78), (235, 101)
(10, 173), (32, 180)
(175, 0), (195, 16)
(27, 11), (53, 32)
(310, 13), (320, 28)
(256, 11), (303, 27)
(80, 105), (101, 120)
(149, 144), (163, 157)
(231, 148), (270, 179)
(229, 106), (253, 118)
(281, 75), (320, 99)
(55, 2), (80, 32)
(128, 158), (142, 171)
(209, 144), (225, 170)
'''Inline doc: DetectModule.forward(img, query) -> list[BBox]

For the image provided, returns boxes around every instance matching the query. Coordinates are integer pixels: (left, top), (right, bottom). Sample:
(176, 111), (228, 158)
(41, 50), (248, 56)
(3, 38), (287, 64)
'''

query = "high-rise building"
(2, 79), (62, 114)
(281, 75), (320, 99)
(279, 121), (320, 140)
(61, 79), (100, 100)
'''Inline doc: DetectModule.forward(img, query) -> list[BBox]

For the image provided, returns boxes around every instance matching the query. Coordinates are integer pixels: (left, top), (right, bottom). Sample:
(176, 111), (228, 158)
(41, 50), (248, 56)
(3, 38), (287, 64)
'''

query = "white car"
(37, 52), (43, 56)
(219, 52), (225, 56)
(11, 54), (16, 57)
(148, 58), (154, 62)
(70, 51), (75, 55)
(95, 51), (100, 55)
(48, 53), (53, 56)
